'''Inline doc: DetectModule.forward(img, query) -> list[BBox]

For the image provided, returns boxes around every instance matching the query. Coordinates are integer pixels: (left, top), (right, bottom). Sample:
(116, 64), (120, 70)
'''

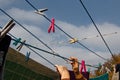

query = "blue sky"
(0, 0), (120, 71)
(1, 0), (120, 26)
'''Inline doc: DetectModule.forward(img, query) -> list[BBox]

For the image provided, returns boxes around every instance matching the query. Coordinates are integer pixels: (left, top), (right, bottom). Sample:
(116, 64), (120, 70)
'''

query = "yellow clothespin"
(69, 38), (78, 44)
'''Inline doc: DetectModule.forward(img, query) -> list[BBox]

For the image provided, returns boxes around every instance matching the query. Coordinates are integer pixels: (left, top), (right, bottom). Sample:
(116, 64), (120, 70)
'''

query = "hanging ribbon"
(13, 38), (21, 46)
(80, 60), (86, 73)
(48, 18), (55, 33)
(25, 51), (31, 62)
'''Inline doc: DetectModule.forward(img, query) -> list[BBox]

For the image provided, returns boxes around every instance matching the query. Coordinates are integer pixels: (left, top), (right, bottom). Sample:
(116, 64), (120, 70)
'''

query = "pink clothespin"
(48, 18), (55, 33)
(80, 60), (86, 73)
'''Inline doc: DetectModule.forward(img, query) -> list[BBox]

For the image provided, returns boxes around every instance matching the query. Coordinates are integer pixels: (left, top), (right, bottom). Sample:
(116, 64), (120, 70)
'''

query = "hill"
(4, 47), (59, 80)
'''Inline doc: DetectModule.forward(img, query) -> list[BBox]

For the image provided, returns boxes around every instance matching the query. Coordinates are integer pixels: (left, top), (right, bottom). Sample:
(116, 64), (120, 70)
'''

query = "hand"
(69, 57), (79, 73)
(55, 65), (70, 80)
(69, 57), (87, 80)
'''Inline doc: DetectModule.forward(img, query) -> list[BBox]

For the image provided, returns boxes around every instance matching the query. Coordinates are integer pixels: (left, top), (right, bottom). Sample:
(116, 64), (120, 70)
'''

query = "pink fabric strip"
(48, 18), (55, 33)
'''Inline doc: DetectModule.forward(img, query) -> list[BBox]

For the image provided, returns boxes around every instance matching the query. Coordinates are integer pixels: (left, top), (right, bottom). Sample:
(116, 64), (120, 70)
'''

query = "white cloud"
(7, 8), (46, 25)
(56, 21), (120, 53)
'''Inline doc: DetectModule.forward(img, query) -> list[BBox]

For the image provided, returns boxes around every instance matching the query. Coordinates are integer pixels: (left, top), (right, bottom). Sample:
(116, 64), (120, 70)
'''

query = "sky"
(0, 0), (120, 72)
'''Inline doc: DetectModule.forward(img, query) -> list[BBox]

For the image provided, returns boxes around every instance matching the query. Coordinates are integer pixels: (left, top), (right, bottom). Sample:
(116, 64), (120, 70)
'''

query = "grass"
(4, 47), (58, 80)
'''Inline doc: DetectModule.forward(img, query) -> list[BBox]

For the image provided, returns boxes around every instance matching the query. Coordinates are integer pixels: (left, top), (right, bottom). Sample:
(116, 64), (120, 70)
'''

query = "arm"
(55, 65), (70, 80)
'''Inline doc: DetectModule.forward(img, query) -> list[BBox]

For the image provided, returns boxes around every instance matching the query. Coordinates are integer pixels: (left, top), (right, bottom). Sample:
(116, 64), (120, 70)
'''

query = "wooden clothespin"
(0, 20), (15, 39)
(100, 65), (106, 73)
(105, 67), (111, 73)
(69, 38), (78, 44)
(16, 40), (26, 51)
(35, 8), (48, 16)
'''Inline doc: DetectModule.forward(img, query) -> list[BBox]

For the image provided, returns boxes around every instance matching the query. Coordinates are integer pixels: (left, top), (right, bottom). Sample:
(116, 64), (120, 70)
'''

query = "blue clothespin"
(98, 63), (102, 67)
(25, 52), (31, 62)
(13, 38), (21, 46)
(87, 68), (90, 73)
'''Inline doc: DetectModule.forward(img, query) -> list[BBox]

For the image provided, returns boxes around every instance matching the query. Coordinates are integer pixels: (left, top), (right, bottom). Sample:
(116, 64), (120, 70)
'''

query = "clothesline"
(10, 37), (98, 68)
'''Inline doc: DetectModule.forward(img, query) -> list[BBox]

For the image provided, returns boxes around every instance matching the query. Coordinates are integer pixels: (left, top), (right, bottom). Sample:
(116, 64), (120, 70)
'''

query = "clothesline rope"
(0, 8), (55, 54)
(25, 0), (108, 61)
(10, 35), (98, 68)
(78, 0), (115, 61)
(2, 25), (96, 68)
(0, 8), (102, 68)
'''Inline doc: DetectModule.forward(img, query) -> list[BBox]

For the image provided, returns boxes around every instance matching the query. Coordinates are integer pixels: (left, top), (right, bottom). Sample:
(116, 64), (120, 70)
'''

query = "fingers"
(55, 65), (59, 68)
(55, 65), (62, 71)
(69, 57), (78, 65)
(55, 65), (70, 79)
(55, 65), (63, 69)
(69, 57), (78, 62)
(55, 65), (66, 74)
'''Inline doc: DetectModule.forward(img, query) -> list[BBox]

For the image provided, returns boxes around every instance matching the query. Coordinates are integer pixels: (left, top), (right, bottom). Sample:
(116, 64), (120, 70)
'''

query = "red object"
(48, 18), (55, 33)
(80, 60), (86, 73)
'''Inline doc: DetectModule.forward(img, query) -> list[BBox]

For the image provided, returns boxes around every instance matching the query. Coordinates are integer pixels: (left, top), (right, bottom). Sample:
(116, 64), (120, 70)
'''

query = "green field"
(4, 48), (58, 80)
(4, 60), (53, 80)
